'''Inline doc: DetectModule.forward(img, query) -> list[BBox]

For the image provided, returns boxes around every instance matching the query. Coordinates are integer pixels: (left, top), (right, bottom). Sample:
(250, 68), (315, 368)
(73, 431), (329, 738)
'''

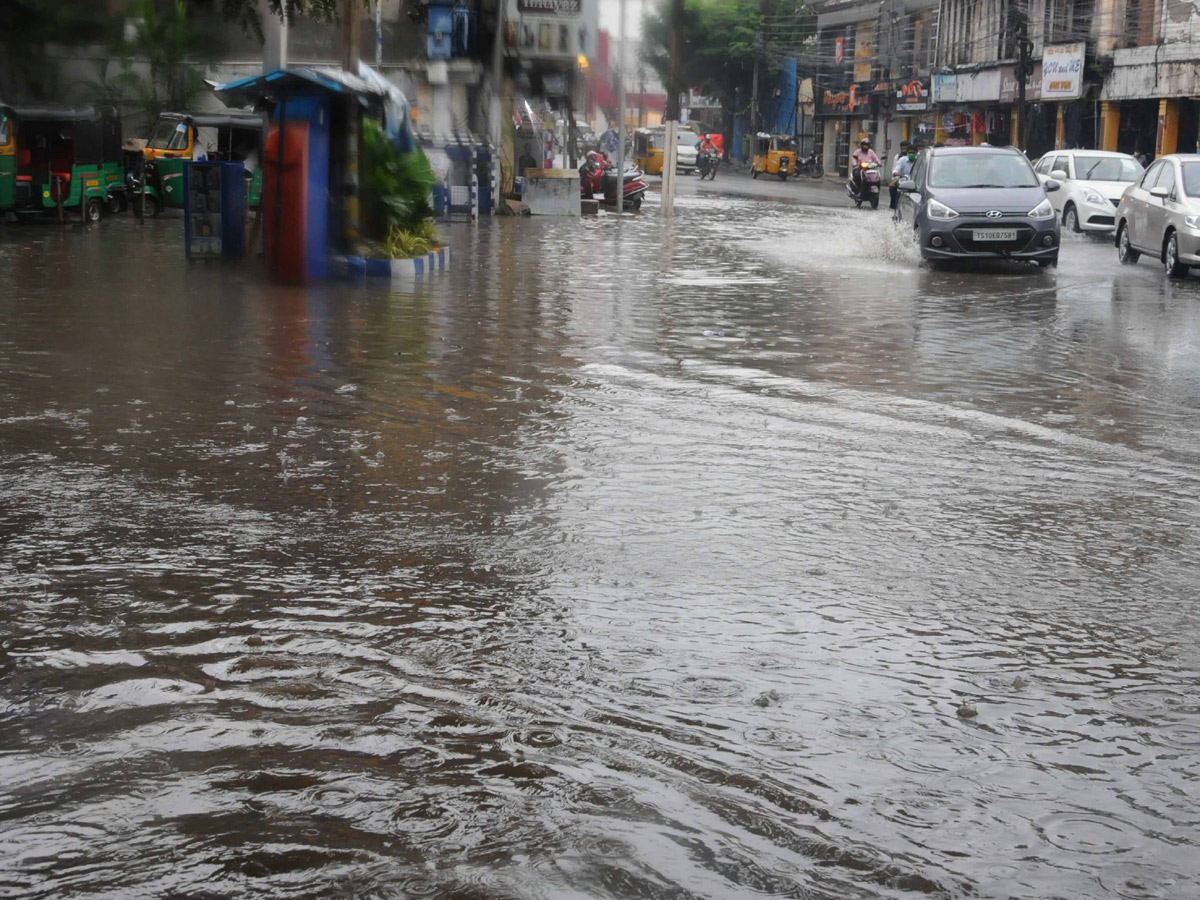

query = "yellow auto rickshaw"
(750, 133), (797, 181)
(634, 128), (665, 176)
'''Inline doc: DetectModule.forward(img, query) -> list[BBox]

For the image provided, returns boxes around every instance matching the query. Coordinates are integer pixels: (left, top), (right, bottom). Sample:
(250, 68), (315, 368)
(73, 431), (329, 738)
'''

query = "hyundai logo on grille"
(985, 209), (1003, 218)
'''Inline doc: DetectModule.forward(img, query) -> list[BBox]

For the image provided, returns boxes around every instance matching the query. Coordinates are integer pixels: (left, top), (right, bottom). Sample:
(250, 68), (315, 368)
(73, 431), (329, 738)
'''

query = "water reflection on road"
(2, 198), (1199, 900)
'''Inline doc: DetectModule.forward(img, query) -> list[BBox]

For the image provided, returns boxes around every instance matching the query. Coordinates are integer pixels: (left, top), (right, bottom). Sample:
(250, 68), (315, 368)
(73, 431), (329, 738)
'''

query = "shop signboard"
(508, 0), (599, 62)
(895, 78), (929, 112)
(834, 37), (844, 65)
(999, 63), (1043, 103)
(931, 73), (956, 104)
(1042, 42), (1085, 99)
(820, 86), (870, 115)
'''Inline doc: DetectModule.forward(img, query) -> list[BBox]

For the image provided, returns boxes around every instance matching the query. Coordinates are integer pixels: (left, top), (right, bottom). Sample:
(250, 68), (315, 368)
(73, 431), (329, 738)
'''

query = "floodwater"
(2, 197), (1199, 900)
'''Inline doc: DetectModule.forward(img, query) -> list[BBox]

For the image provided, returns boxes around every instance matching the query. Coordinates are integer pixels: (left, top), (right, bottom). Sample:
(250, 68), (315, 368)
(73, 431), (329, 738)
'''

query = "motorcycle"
(847, 160), (882, 209)
(696, 149), (719, 181)
(798, 152), (823, 179)
(580, 153), (648, 211)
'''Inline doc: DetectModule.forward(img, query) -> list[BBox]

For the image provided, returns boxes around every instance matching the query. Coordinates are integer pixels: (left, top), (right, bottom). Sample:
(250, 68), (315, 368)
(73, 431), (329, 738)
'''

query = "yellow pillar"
(1157, 98), (1180, 157)
(902, 119), (910, 142)
(1010, 111), (1019, 146)
(1100, 102), (1120, 151)
(1055, 104), (1066, 149)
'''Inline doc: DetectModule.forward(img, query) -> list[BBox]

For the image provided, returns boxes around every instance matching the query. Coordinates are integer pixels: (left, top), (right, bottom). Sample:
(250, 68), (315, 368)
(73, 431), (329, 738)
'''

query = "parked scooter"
(580, 152), (648, 211)
(847, 160), (882, 209)
(697, 149), (719, 181)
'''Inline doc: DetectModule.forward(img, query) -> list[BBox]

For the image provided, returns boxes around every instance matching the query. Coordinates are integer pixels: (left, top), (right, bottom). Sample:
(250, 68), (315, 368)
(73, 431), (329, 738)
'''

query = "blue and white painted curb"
(336, 246), (452, 280)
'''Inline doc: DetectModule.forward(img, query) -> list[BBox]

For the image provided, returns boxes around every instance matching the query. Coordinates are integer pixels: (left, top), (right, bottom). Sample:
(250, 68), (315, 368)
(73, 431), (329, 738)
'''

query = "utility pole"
(750, 56), (759, 135)
(661, 0), (683, 216)
(1015, 5), (1032, 152)
(616, 0), (627, 211)
(375, 0), (382, 68)
(343, 0), (362, 253)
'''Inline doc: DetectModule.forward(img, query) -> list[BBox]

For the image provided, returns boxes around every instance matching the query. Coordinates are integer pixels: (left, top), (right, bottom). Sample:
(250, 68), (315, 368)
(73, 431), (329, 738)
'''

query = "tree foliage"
(0, 0), (120, 100)
(218, 0), (360, 42)
(90, 0), (222, 123)
(641, 0), (809, 117)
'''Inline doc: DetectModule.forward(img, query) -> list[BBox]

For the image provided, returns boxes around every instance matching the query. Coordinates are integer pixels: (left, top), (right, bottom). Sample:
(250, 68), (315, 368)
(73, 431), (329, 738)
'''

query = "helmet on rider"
(860, 139), (871, 149)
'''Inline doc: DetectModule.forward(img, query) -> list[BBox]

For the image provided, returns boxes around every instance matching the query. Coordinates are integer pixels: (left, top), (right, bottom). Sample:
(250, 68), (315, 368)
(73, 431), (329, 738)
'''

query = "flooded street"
(3, 191), (1200, 900)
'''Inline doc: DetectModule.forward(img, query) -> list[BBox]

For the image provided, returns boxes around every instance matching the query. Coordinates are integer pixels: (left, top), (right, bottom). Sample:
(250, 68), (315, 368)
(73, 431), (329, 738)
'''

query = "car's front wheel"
(1063, 203), (1080, 233)
(1117, 223), (1140, 264)
(1164, 231), (1190, 278)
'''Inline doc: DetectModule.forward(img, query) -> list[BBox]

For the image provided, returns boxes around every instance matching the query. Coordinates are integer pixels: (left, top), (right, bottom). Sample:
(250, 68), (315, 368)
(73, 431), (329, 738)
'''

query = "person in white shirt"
(890, 141), (917, 210)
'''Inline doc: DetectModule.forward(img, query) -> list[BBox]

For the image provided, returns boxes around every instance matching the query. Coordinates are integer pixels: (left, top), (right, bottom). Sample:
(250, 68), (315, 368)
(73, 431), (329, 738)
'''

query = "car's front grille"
(952, 224), (1036, 251)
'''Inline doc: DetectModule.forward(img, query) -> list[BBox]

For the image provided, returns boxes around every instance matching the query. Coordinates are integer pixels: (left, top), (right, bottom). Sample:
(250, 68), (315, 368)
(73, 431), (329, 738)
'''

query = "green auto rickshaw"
(135, 111), (264, 215)
(0, 102), (124, 222)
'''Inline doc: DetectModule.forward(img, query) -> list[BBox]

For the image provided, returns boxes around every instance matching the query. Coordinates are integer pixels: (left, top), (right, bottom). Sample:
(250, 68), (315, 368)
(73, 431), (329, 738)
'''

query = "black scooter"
(696, 150), (719, 181)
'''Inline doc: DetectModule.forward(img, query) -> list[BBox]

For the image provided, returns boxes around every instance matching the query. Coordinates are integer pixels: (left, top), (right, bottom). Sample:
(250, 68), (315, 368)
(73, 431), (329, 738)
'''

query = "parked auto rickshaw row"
(0, 101), (264, 223)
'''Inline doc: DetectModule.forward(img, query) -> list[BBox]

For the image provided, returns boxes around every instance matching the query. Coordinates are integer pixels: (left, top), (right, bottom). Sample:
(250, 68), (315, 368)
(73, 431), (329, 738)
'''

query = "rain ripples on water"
(2, 194), (1200, 899)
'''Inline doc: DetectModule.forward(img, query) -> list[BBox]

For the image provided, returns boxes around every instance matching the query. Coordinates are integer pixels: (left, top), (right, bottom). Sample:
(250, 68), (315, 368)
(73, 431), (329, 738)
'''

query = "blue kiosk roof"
(209, 67), (388, 109)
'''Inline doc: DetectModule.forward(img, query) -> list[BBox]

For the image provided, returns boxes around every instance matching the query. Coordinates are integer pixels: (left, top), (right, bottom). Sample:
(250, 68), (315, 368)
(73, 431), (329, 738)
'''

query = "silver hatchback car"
(1115, 153), (1200, 277)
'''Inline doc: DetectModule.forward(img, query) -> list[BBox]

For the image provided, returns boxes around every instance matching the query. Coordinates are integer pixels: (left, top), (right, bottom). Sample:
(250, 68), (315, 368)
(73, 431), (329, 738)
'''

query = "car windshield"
(1074, 155), (1142, 182)
(678, 134), (696, 148)
(927, 152), (1039, 188)
(1181, 162), (1200, 196)
(147, 119), (188, 150)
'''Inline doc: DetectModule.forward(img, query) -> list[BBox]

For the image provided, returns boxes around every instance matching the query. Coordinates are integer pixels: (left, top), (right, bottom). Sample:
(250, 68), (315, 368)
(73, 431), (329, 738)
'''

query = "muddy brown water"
(2, 200), (1199, 899)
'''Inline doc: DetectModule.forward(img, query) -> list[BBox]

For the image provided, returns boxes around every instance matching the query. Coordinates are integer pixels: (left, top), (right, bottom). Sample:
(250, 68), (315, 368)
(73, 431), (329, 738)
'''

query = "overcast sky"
(599, 0), (648, 40)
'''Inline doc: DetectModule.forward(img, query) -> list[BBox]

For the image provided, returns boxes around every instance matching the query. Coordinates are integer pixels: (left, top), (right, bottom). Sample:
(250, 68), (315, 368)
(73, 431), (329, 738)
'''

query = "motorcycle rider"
(850, 138), (880, 200)
(697, 133), (718, 177)
(889, 141), (917, 211)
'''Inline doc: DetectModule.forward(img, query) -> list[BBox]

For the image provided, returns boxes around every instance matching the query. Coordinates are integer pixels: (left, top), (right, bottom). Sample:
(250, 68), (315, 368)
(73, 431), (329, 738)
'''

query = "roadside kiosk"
(210, 66), (396, 282)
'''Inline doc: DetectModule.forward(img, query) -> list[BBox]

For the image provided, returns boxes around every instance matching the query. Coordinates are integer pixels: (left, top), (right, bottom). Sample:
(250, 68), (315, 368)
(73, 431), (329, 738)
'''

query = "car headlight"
(926, 198), (959, 220)
(1081, 189), (1106, 205)
(1185, 215), (1200, 229)
(1029, 198), (1055, 219)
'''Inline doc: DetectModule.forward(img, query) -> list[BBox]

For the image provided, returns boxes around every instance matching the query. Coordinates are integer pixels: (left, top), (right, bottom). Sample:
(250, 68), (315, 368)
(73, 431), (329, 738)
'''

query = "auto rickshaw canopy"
(0, 102), (122, 165)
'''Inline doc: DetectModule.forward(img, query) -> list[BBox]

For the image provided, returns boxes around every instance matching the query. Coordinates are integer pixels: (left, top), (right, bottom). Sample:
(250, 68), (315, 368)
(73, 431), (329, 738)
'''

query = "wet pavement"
(2, 194), (1200, 900)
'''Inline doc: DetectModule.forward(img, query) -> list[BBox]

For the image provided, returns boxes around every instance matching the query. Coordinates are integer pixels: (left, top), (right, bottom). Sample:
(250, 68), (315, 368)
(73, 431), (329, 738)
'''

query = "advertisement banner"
(853, 22), (874, 83)
(834, 37), (844, 66)
(1042, 42), (1085, 99)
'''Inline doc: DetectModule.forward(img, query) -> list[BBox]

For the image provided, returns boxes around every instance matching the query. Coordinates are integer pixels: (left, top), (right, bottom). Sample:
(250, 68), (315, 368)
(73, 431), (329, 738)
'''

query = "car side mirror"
(898, 179), (916, 192)
(1052, 170), (1069, 180)
(1150, 185), (1170, 199)
(1043, 179), (1061, 192)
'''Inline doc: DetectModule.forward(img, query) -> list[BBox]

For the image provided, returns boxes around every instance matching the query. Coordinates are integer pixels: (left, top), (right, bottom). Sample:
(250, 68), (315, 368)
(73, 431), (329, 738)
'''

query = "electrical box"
(427, 5), (453, 60)
(183, 161), (246, 260)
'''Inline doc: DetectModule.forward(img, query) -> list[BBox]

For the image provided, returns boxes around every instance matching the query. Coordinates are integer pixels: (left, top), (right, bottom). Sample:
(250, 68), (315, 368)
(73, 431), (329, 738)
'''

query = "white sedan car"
(676, 133), (698, 174)
(1033, 150), (1144, 234)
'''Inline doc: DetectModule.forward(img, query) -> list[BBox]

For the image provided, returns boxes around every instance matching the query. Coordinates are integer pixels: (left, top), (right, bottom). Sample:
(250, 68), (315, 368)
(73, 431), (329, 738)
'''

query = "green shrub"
(361, 118), (438, 241)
